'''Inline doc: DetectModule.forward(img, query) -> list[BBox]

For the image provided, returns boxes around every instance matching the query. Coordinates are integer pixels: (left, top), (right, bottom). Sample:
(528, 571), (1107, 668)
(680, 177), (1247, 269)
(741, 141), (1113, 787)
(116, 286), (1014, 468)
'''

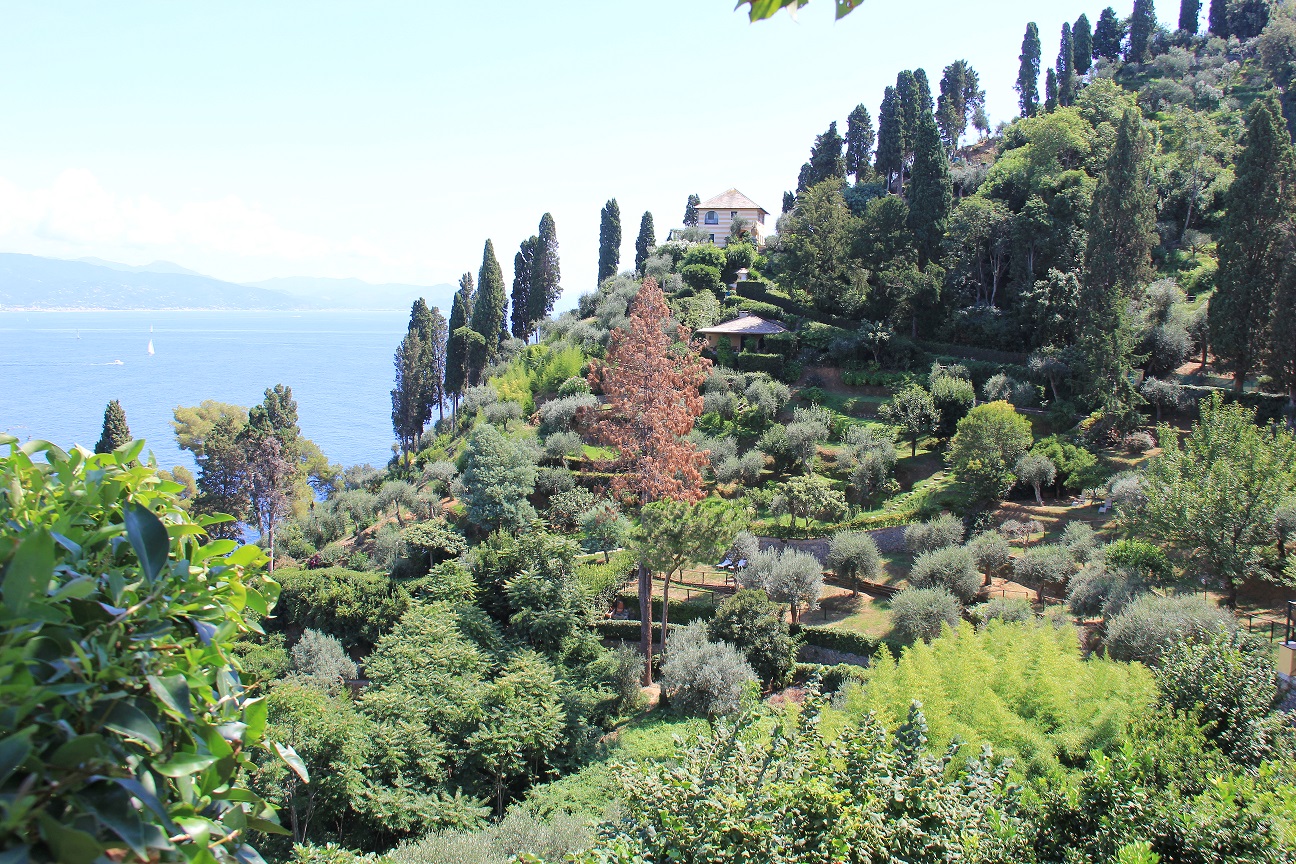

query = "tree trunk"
(661, 569), (671, 652)
(1034, 484), (1043, 506)
(638, 559), (653, 685)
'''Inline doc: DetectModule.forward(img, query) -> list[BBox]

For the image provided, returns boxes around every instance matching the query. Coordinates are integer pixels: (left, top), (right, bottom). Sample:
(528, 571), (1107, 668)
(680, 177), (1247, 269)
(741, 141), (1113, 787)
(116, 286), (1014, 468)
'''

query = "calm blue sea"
(0, 311), (409, 471)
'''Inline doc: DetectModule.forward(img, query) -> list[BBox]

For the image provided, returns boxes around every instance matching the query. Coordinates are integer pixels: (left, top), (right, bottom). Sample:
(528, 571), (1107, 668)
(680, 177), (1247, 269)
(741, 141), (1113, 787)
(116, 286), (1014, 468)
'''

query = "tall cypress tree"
(844, 104), (875, 181)
(510, 235), (538, 340)
(804, 121), (847, 188)
(424, 304), (447, 420)
(634, 211), (655, 274)
(443, 273), (473, 408)
(1093, 8), (1125, 61)
(1073, 14), (1094, 75)
(392, 312), (427, 459)
(913, 68), (934, 115)
(468, 240), (506, 383)
(1079, 109), (1156, 406)
(936, 62), (967, 152)
(782, 191), (796, 214)
(1127, 0), (1157, 63)
(597, 199), (621, 285)
(528, 212), (561, 335)
(1016, 23), (1042, 118)
(1179, 0), (1201, 32)
(95, 400), (131, 454)
(1208, 0), (1228, 35)
(1269, 251), (1296, 406)
(1209, 94), (1296, 392)
(874, 85), (904, 188)
(683, 194), (700, 227)
(906, 111), (953, 270)
(1044, 68), (1059, 113)
(1058, 23), (1076, 107)
(896, 70), (920, 170)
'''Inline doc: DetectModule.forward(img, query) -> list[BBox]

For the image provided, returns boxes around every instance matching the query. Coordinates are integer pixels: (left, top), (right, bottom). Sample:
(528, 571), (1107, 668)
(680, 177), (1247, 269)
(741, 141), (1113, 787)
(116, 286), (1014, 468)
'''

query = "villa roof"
(696, 313), (789, 336)
(697, 188), (768, 214)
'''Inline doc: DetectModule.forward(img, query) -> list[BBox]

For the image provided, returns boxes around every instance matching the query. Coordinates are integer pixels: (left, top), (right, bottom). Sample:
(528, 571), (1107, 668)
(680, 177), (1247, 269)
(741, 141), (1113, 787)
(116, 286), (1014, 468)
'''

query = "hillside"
(0, 253), (307, 311)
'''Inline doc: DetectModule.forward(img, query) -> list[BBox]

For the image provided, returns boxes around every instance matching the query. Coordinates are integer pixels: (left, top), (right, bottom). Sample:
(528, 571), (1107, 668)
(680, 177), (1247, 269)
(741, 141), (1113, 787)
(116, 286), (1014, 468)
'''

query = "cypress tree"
(597, 199), (621, 285)
(1073, 14), (1094, 75)
(845, 104), (876, 181)
(443, 273), (473, 407)
(896, 70), (920, 169)
(1179, 0), (1201, 33)
(95, 400), (131, 454)
(528, 212), (561, 334)
(1058, 23), (1076, 107)
(634, 211), (655, 274)
(425, 305), (447, 420)
(782, 191), (796, 214)
(913, 68), (934, 115)
(1016, 23), (1042, 118)
(1079, 109), (1156, 407)
(1208, 0), (1228, 35)
(1127, 0), (1157, 63)
(936, 62), (967, 152)
(468, 240), (506, 383)
(683, 194), (700, 227)
(874, 85), (904, 188)
(1045, 68), (1059, 113)
(1093, 8), (1124, 61)
(392, 323), (427, 459)
(510, 235), (538, 340)
(906, 111), (953, 270)
(1209, 94), (1296, 392)
(1269, 252), (1296, 406)
(805, 121), (847, 188)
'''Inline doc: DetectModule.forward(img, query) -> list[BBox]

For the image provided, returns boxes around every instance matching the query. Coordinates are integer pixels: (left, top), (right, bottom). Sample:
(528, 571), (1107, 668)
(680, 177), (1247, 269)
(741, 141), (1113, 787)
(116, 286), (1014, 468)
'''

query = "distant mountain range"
(246, 276), (456, 313)
(0, 254), (454, 311)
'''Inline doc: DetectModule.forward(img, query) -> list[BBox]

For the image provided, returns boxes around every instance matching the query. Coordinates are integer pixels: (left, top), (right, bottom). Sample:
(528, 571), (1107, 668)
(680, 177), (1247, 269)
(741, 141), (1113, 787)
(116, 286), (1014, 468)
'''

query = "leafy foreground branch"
(0, 435), (300, 864)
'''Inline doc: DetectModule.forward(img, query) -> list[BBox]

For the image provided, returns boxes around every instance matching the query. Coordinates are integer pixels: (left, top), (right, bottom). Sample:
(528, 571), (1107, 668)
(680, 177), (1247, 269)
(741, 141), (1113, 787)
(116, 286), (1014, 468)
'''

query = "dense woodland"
(7, 2), (1296, 863)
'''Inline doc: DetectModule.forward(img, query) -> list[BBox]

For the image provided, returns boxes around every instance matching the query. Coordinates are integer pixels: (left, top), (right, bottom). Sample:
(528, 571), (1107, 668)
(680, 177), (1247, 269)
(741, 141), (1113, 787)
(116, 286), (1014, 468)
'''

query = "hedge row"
(790, 624), (884, 658)
(614, 596), (719, 625)
(841, 368), (920, 388)
(596, 620), (673, 642)
(736, 351), (785, 377)
(793, 662), (870, 693)
(917, 340), (1029, 365)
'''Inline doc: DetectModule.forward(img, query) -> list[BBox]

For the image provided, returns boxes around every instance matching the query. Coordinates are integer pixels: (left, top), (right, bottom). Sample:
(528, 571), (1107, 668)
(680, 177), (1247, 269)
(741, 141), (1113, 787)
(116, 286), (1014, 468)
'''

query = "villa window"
(704, 210), (718, 224)
(731, 211), (737, 219)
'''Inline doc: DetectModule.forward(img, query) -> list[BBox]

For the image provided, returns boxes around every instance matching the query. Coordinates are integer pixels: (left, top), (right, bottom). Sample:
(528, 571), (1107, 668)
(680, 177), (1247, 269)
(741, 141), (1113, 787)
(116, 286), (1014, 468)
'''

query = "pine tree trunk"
(661, 569), (671, 652)
(638, 559), (653, 686)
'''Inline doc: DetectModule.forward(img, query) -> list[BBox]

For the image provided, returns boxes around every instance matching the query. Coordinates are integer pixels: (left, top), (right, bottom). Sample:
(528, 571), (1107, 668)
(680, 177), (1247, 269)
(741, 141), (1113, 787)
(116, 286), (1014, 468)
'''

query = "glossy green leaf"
(156, 752), (218, 777)
(3, 529), (53, 616)
(50, 734), (109, 768)
(272, 741), (310, 783)
(147, 674), (194, 721)
(242, 697), (268, 743)
(101, 701), (162, 752)
(244, 817), (291, 838)
(37, 814), (102, 864)
(0, 728), (34, 785)
(124, 502), (170, 583)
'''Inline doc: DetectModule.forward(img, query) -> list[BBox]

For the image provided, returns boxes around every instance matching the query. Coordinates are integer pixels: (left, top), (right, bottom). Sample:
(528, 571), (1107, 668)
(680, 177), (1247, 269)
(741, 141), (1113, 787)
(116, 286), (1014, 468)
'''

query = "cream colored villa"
(676, 188), (770, 247)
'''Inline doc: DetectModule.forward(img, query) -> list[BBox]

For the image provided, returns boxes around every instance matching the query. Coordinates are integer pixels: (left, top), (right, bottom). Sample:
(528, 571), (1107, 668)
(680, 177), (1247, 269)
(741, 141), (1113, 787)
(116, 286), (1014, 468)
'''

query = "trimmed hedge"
(615, 596), (719, 626)
(737, 351), (785, 377)
(918, 341), (1028, 365)
(841, 368), (921, 388)
(790, 624), (884, 658)
(793, 662), (871, 692)
(736, 300), (785, 319)
(596, 620), (673, 641)
(1178, 384), (1291, 424)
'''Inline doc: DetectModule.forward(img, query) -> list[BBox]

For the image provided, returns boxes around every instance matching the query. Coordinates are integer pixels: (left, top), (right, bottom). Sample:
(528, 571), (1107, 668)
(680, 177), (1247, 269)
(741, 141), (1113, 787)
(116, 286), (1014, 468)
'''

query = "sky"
(0, 0), (1111, 308)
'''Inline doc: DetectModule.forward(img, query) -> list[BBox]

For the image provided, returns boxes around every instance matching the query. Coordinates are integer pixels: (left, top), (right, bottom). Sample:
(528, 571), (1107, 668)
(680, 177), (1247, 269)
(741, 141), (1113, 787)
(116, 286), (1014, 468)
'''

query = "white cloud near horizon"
(0, 168), (414, 284)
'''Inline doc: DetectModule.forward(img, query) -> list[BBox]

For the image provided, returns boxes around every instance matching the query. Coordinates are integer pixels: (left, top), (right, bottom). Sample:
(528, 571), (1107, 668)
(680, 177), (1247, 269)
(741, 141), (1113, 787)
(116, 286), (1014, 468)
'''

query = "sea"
(0, 310), (412, 472)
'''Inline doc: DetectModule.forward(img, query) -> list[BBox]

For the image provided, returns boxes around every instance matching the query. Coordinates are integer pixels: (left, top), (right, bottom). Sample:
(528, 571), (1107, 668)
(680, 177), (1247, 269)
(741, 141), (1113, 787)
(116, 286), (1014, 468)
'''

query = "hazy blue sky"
(0, 0), (1133, 307)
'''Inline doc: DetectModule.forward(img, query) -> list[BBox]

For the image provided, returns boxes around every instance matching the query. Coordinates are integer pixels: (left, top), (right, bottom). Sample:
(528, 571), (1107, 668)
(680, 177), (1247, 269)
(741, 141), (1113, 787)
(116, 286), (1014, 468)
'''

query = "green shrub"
(848, 620), (1155, 778)
(905, 512), (966, 556)
(0, 437), (291, 863)
(969, 597), (1035, 627)
(1104, 594), (1236, 665)
(736, 299), (783, 319)
(272, 567), (410, 654)
(661, 622), (758, 716)
(909, 546), (981, 604)
(890, 586), (962, 644)
(793, 661), (870, 692)
(708, 590), (798, 689)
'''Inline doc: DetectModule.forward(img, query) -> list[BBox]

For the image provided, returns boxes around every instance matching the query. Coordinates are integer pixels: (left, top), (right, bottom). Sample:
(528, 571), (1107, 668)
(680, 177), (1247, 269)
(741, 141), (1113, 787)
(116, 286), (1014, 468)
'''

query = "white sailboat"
(147, 339), (154, 356)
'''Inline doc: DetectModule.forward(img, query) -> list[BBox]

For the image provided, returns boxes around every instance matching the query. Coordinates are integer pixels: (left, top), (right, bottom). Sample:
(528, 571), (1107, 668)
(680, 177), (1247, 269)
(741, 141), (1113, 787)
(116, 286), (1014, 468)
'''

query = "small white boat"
(110, 360), (123, 366)
(147, 339), (154, 356)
